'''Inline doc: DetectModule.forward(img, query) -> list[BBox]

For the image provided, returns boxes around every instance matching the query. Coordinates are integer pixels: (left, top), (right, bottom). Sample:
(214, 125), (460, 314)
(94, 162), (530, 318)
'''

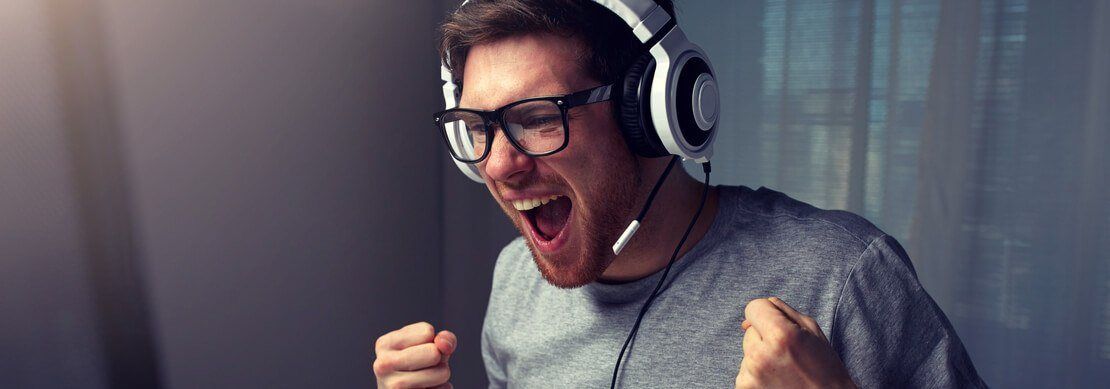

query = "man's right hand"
(373, 322), (456, 389)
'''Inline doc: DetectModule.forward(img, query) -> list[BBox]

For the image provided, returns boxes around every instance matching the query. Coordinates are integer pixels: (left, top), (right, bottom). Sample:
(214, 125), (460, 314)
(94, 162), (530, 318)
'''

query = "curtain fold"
(908, 0), (982, 309)
(1067, 0), (1110, 383)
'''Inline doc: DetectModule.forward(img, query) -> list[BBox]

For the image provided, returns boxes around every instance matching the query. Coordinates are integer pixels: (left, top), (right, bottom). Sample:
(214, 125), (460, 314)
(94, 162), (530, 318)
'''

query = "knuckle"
(734, 373), (749, 389)
(736, 378), (756, 389)
(745, 298), (772, 315)
(375, 335), (388, 352)
(371, 360), (383, 376)
(372, 356), (392, 376)
(433, 364), (452, 384)
(414, 321), (435, 339)
(765, 331), (791, 353)
(780, 325), (801, 344)
(437, 364), (453, 383)
(743, 298), (764, 318)
(741, 373), (763, 389)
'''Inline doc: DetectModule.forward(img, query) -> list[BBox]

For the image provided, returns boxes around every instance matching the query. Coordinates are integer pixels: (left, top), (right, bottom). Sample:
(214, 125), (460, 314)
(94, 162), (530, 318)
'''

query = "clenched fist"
(736, 297), (857, 389)
(373, 322), (456, 389)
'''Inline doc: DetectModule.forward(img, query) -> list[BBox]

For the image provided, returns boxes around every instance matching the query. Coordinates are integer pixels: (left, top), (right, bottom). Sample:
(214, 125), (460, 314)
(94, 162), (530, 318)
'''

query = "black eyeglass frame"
(433, 83), (614, 164)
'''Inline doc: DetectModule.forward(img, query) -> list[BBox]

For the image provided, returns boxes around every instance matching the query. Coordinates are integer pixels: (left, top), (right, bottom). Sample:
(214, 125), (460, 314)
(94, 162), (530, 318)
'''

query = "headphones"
(440, 0), (720, 183)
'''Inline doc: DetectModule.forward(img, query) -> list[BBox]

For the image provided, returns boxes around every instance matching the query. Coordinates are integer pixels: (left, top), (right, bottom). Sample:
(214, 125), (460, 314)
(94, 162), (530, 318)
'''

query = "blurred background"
(1, 0), (1106, 388)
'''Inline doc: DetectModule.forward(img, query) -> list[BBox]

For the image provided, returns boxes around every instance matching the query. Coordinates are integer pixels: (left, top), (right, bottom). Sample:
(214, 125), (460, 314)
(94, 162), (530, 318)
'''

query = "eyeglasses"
(433, 83), (613, 164)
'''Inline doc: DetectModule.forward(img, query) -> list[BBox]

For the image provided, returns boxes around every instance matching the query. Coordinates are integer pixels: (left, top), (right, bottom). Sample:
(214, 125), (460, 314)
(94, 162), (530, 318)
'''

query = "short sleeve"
(481, 238), (524, 388)
(831, 235), (987, 388)
(481, 318), (507, 388)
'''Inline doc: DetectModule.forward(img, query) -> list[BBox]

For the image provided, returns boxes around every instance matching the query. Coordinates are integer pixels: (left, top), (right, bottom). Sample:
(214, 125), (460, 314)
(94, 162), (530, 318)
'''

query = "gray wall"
(1, 0), (459, 388)
(0, 1), (109, 387)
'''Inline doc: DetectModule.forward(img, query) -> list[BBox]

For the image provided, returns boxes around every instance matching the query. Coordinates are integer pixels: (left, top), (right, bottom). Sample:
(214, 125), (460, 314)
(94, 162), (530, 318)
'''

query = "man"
(373, 1), (985, 388)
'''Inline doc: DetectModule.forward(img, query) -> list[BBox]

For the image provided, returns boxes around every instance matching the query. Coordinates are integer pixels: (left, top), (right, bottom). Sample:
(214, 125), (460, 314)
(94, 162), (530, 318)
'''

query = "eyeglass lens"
(440, 100), (565, 162)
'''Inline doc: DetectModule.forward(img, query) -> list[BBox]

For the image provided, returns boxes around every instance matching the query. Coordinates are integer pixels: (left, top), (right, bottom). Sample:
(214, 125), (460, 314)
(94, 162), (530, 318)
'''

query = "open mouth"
(513, 195), (573, 250)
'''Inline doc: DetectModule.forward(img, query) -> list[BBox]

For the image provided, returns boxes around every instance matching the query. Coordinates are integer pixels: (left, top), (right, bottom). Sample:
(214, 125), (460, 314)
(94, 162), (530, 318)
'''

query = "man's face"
(459, 33), (643, 288)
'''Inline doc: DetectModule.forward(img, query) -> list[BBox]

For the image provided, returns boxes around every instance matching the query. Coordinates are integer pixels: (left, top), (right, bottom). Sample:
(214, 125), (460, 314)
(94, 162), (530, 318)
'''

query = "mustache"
(496, 173), (568, 193)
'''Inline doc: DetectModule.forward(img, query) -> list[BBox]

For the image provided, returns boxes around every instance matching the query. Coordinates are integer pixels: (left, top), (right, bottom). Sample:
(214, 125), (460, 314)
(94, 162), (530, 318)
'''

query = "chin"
(528, 241), (607, 289)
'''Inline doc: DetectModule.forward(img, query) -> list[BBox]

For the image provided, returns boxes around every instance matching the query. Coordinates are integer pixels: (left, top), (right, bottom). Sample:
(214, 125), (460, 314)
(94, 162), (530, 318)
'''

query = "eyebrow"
(459, 90), (572, 112)
(459, 79), (576, 111)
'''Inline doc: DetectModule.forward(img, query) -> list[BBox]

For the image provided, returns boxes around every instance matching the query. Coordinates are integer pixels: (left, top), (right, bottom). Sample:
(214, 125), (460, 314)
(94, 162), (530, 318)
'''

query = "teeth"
(513, 195), (562, 211)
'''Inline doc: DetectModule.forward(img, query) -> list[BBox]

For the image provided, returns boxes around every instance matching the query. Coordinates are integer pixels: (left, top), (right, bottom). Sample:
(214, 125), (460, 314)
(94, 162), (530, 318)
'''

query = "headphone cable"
(610, 160), (712, 389)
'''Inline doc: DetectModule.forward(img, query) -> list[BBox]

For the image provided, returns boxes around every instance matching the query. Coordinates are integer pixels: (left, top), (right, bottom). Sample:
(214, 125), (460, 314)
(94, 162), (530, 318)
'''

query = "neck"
(598, 167), (719, 284)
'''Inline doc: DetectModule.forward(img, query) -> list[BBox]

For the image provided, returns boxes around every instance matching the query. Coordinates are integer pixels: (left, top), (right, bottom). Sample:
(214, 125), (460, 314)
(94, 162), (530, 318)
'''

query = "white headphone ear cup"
(672, 56), (716, 149)
(454, 159), (484, 183)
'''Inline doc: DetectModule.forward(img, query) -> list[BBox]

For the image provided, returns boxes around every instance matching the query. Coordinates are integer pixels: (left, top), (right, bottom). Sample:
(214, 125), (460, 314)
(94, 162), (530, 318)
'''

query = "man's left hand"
(735, 297), (857, 389)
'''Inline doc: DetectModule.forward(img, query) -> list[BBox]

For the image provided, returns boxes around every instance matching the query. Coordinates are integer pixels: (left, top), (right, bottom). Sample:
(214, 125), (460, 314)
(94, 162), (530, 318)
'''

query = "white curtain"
(682, 0), (1110, 386)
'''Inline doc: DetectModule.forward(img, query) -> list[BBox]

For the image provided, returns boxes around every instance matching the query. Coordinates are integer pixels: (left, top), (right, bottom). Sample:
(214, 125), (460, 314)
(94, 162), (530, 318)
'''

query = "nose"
(482, 126), (534, 183)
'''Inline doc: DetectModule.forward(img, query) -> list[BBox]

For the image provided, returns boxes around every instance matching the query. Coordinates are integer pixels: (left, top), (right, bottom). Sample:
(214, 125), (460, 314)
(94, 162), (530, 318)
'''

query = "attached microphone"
(611, 156), (680, 255)
(612, 221), (641, 255)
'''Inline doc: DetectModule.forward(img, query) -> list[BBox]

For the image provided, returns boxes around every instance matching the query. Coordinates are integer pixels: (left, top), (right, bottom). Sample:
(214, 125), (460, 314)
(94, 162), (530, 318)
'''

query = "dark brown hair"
(438, 0), (676, 91)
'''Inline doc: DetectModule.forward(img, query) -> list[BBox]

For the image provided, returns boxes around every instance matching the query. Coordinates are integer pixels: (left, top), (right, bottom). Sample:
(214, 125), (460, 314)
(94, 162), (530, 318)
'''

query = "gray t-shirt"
(482, 185), (985, 388)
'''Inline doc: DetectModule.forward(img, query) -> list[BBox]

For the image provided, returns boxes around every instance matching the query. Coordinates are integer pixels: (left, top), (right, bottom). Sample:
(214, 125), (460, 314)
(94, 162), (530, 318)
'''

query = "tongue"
(534, 196), (571, 240)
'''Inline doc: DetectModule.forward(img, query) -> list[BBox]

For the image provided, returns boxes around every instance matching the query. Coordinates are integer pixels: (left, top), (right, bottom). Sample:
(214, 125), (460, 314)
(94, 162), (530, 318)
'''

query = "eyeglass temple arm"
(564, 83), (614, 107)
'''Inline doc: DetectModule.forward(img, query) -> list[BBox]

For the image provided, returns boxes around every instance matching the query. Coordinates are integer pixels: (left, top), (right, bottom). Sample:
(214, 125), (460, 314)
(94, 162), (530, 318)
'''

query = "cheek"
(559, 119), (637, 201)
(565, 112), (627, 162)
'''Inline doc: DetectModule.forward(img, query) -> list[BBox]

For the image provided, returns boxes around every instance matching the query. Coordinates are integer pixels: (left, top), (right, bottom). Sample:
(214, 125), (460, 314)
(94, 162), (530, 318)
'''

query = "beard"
(496, 155), (642, 288)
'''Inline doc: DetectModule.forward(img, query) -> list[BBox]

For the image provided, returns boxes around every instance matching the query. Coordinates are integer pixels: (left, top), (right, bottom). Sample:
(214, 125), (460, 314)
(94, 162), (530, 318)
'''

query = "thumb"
(434, 330), (457, 357)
